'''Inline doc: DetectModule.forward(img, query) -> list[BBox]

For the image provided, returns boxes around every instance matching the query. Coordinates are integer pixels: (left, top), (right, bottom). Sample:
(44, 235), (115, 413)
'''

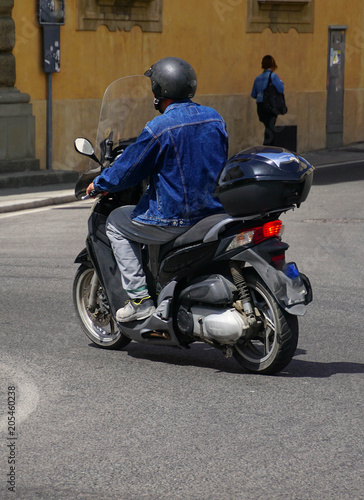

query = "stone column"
(0, 0), (39, 174)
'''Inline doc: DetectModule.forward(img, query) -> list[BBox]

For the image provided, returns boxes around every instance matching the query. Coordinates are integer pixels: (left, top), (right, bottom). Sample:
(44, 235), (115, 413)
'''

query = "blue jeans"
(106, 206), (188, 300)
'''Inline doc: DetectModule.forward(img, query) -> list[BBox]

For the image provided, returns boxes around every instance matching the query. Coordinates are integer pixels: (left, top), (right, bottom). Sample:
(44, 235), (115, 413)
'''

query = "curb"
(0, 193), (77, 214)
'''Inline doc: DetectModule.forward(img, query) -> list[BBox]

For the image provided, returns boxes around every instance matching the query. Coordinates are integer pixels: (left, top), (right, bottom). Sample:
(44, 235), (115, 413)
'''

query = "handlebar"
(81, 190), (99, 200)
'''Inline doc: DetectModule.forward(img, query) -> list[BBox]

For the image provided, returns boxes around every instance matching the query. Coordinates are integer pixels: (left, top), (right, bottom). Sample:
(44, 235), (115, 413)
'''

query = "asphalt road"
(0, 164), (363, 499)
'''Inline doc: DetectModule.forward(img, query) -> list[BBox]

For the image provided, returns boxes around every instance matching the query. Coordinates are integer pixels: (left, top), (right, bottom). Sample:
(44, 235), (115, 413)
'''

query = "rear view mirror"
(74, 138), (95, 156)
(74, 138), (103, 166)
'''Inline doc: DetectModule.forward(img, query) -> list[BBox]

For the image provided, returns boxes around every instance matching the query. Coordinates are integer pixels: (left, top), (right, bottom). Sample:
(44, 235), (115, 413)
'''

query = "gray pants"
(106, 205), (188, 300)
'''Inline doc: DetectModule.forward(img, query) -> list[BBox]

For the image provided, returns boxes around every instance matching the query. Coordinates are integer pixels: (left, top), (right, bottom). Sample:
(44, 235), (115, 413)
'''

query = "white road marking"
(0, 362), (40, 434)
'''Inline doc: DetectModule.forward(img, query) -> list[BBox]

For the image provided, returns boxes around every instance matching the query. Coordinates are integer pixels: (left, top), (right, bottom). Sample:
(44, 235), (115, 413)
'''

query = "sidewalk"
(0, 143), (363, 214)
(301, 142), (364, 168)
(0, 184), (77, 214)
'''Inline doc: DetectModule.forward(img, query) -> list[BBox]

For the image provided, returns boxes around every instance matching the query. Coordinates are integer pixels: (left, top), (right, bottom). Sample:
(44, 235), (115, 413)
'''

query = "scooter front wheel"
(233, 270), (298, 375)
(73, 264), (131, 349)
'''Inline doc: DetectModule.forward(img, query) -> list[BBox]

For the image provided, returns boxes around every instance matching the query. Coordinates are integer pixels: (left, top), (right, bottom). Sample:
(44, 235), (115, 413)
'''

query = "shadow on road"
(286, 358), (364, 378)
(115, 342), (364, 378)
(123, 342), (244, 374)
(313, 161), (364, 185)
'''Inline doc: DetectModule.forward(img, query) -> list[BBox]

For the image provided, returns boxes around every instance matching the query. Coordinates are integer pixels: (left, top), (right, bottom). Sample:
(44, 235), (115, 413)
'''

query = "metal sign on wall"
(39, 1), (65, 73)
(43, 27), (60, 73)
(39, 0), (65, 25)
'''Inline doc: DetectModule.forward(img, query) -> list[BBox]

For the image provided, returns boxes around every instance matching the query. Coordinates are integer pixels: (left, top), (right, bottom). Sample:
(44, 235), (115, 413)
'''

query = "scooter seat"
(160, 213), (228, 257)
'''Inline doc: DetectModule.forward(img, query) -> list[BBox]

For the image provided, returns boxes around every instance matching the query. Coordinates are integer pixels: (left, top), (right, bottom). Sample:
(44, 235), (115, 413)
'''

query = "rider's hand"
(86, 182), (96, 196)
(85, 182), (108, 198)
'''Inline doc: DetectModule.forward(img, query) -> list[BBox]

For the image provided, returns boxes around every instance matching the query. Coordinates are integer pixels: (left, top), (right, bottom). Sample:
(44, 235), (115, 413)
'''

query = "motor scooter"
(73, 76), (314, 374)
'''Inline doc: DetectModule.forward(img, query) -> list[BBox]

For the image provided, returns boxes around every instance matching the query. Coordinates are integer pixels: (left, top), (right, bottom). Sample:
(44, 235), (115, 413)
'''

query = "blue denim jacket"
(94, 100), (228, 226)
(251, 70), (285, 103)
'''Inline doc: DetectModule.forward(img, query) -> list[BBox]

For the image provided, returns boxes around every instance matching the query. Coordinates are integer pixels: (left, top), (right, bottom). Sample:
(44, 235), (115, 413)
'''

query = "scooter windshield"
(75, 75), (157, 199)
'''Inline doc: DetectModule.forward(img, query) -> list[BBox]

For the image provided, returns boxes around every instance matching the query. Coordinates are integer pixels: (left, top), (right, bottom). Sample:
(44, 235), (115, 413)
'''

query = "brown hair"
(261, 55), (277, 71)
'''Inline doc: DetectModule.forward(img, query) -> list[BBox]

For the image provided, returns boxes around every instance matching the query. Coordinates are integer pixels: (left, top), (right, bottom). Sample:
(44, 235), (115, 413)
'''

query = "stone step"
(0, 169), (79, 190)
(0, 158), (40, 174)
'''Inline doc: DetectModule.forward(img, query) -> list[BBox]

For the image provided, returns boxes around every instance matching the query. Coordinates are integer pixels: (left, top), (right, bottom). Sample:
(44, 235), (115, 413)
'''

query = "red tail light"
(252, 220), (283, 244)
(263, 220), (283, 238)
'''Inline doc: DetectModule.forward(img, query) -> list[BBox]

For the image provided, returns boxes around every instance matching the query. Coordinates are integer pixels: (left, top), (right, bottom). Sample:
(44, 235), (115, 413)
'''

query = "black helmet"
(144, 57), (197, 100)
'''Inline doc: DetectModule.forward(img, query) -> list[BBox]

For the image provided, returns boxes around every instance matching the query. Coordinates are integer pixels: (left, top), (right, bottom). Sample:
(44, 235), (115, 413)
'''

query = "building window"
(77, 0), (163, 32)
(247, 0), (314, 33)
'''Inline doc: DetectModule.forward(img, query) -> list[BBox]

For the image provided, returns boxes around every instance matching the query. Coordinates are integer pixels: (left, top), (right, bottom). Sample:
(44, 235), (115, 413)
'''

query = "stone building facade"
(9, 0), (364, 171)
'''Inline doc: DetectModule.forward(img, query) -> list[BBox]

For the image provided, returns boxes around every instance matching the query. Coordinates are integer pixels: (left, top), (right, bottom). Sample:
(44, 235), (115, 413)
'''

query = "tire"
(73, 264), (131, 349)
(233, 270), (298, 375)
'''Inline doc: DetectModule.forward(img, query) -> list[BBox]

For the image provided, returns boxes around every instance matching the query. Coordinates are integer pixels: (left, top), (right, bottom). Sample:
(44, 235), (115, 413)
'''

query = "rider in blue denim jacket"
(86, 57), (228, 322)
(92, 99), (228, 227)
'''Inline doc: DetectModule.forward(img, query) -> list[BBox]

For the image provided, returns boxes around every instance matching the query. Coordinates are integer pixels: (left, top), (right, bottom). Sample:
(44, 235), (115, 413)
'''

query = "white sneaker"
(116, 297), (156, 323)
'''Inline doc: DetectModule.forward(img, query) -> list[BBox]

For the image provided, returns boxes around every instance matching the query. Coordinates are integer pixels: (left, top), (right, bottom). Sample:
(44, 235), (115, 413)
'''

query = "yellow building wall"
(12, 0), (364, 170)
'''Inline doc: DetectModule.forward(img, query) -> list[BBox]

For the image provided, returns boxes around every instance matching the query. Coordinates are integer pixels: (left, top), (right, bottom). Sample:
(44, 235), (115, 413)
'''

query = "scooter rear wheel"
(73, 264), (131, 349)
(233, 270), (298, 375)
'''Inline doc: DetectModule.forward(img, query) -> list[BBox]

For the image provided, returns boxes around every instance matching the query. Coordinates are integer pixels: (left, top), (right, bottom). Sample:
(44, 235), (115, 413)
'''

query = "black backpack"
(262, 71), (288, 116)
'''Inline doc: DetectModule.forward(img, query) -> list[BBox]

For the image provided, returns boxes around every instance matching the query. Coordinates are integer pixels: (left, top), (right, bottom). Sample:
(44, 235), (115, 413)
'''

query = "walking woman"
(251, 55), (284, 146)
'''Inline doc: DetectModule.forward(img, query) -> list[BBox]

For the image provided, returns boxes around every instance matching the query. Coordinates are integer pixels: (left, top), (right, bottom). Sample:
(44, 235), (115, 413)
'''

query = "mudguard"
(232, 243), (312, 316)
(74, 247), (91, 264)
